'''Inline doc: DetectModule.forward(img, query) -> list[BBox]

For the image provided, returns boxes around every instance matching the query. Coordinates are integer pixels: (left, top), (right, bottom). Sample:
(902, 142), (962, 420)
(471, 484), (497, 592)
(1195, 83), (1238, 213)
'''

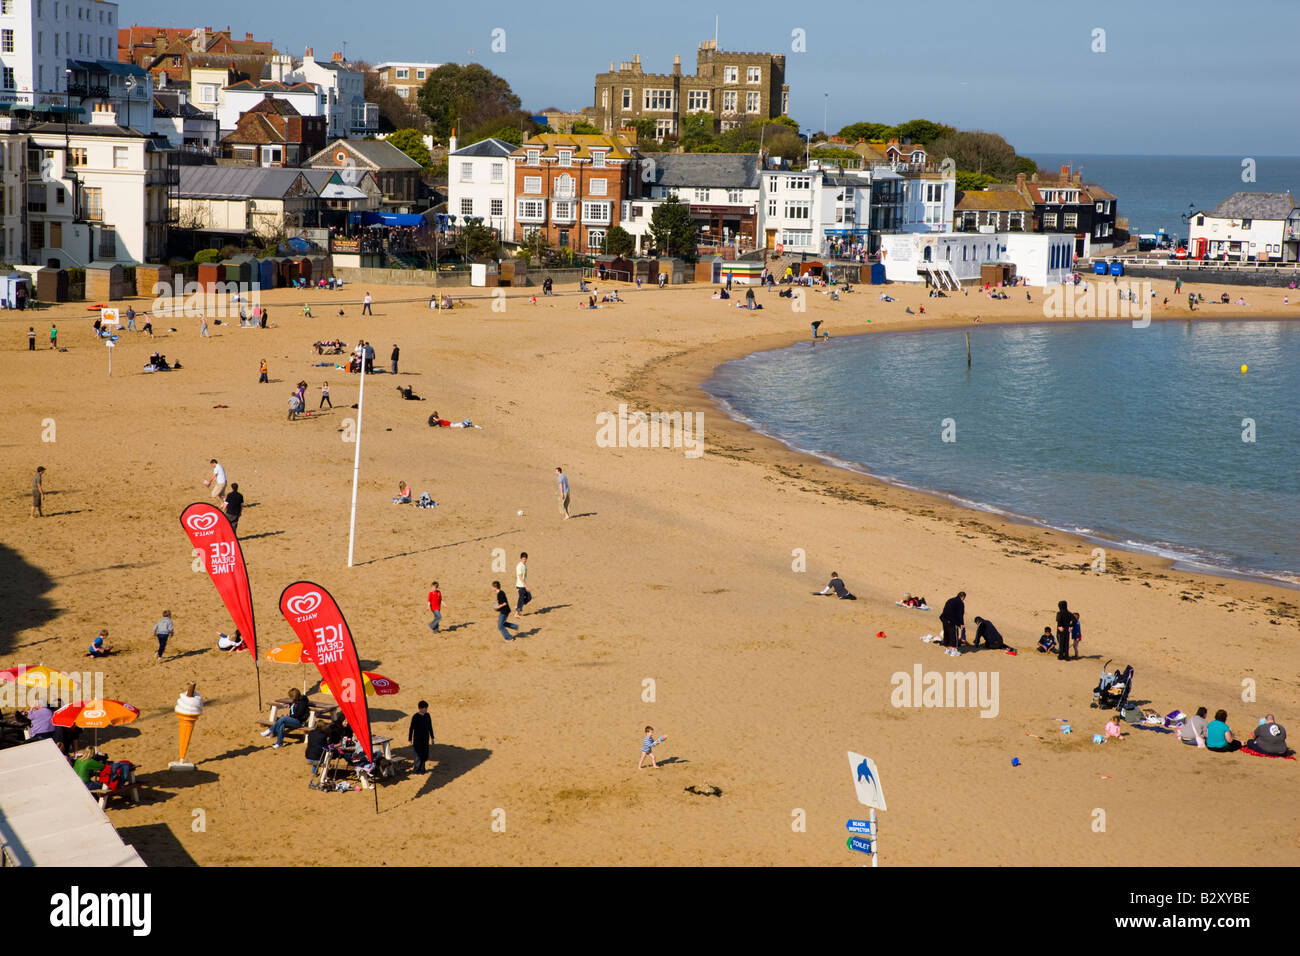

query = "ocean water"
(705, 320), (1300, 586)
(1029, 154), (1300, 243)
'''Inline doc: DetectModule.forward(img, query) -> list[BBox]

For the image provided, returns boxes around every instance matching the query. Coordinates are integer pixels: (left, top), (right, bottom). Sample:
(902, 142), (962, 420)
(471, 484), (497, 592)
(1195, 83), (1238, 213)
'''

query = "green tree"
(648, 195), (697, 261)
(955, 171), (994, 191)
(767, 115), (800, 133)
(837, 121), (892, 142)
(386, 128), (432, 167)
(571, 119), (602, 135)
(417, 63), (521, 141)
(629, 117), (657, 142)
(892, 118), (956, 145)
(1015, 155), (1037, 177)
(456, 219), (501, 261)
(930, 130), (1018, 179)
(602, 225), (635, 256)
(679, 111), (715, 150)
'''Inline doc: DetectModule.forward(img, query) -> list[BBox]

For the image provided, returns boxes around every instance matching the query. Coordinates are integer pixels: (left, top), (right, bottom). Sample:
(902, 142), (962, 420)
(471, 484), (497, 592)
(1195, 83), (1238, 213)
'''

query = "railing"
(146, 168), (180, 186)
(1086, 255), (1300, 271)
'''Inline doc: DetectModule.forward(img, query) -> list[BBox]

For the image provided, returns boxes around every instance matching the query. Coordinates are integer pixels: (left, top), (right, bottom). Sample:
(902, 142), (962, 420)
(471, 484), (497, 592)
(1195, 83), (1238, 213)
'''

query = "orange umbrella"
(319, 673), (399, 698)
(264, 642), (315, 692)
(52, 699), (140, 746)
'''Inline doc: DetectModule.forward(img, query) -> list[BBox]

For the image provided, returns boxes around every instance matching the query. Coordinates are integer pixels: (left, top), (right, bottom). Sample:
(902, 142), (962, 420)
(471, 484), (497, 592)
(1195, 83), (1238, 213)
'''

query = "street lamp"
(823, 92), (829, 141)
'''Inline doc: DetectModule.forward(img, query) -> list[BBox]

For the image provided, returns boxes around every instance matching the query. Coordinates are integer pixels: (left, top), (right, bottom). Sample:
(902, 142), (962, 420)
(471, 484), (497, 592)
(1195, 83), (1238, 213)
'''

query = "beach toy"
(1240, 364), (1248, 373)
(517, 510), (525, 516)
(876, 630), (886, 639)
(1005, 649), (1017, 655)
(1061, 724), (1072, 734)
(1098, 775), (1111, 780)
(1092, 733), (1104, 744)
(1011, 757), (1020, 767)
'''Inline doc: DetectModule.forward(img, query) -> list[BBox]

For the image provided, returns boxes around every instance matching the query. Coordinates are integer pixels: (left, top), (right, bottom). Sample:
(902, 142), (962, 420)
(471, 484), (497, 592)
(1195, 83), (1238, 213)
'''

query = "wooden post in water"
(966, 331), (971, 368)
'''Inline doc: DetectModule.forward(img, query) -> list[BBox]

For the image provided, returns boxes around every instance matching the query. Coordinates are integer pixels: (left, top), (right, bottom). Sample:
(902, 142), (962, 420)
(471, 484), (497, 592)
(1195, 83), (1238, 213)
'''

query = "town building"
(509, 131), (640, 250)
(308, 138), (423, 212)
(1187, 192), (1299, 262)
(219, 95), (326, 168)
(295, 49), (376, 139)
(216, 79), (319, 137)
(173, 164), (323, 248)
(854, 139), (954, 236)
(152, 87), (218, 154)
(641, 152), (761, 254)
(881, 230), (1076, 288)
(446, 134), (515, 239)
(0, 118), (30, 263)
(373, 61), (440, 100)
(187, 53), (271, 117)
(592, 40), (788, 140)
(0, 0), (120, 112)
(117, 25), (273, 85)
(954, 187), (1033, 233)
(66, 57), (154, 134)
(1014, 166), (1118, 258)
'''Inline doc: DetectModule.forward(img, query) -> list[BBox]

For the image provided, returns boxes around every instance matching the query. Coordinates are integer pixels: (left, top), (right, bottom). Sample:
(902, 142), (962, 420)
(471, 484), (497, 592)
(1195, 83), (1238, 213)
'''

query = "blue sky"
(126, 0), (1298, 155)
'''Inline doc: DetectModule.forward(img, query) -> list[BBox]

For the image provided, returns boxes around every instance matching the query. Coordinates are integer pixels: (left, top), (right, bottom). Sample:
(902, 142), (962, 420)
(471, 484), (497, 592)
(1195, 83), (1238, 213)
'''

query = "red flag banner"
(278, 581), (373, 759)
(180, 503), (257, 662)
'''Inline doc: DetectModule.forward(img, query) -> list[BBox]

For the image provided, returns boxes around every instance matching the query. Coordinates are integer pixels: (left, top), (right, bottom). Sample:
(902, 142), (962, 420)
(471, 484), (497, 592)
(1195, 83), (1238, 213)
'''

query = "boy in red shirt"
(427, 581), (443, 633)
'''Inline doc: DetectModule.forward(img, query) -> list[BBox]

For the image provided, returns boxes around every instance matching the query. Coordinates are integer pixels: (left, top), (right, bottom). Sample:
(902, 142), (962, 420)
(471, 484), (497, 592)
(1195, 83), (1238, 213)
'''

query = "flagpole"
(347, 354), (366, 567)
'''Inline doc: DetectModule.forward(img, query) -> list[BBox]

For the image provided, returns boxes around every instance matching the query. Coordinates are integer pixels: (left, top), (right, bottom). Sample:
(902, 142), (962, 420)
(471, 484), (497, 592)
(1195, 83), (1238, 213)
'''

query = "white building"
(66, 57), (153, 134)
(758, 167), (824, 254)
(0, 0), (118, 111)
(1187, 192), (1299, 262)
(26, 102), (175, 265)
(0, 118), (28, 262)
(446, 135), (515, 239)
(881, 230), (1075, 288)
(898, 171), (954, 233)
(295, 49), (376, 139)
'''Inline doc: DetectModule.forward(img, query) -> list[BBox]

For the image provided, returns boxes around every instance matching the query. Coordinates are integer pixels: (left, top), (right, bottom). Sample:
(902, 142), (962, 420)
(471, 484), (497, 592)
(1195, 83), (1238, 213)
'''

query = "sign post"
(847, 750), (885, 867)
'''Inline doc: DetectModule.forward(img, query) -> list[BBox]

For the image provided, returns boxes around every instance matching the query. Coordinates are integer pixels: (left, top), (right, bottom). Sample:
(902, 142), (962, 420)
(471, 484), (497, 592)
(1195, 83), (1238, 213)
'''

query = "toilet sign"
(847, 751), (886, 810)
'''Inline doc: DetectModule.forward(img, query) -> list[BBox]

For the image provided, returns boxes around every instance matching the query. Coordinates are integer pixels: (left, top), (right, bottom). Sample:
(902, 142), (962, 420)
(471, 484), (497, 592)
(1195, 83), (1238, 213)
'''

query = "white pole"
(346, 352), (366, 567)
(871, 807), (877, 867)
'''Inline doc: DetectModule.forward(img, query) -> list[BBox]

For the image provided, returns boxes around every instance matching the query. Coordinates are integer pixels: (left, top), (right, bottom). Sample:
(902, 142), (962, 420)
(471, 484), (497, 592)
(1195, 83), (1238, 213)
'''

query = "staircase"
(921, 261), (961, 291)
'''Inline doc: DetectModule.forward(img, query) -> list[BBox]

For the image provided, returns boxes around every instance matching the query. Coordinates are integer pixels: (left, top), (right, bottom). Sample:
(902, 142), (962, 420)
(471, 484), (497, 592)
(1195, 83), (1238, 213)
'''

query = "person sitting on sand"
(817, 571), (856, 600)
(1103, 717), (1125, 740)
(427, 412), (479, 429)
(1245, 714), (1289, 755)
(1036, 627), (1055, 654)
(88, 629), (112, 658)
(396, 385), (423, 401)
(217, 630), (246, 652)
(971, 616), (1008, 650)
(1179, 706), (1209, 747)
(712, 288), (730, 300)
(1206, 709), (1241, 752)
(393, 482), (412, 504)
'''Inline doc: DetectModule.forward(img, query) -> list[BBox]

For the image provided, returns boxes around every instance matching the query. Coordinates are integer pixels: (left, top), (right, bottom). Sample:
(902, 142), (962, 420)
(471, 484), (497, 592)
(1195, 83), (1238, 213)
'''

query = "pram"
(1091, 659), (1135, 715)
(315, 739), (394, 791)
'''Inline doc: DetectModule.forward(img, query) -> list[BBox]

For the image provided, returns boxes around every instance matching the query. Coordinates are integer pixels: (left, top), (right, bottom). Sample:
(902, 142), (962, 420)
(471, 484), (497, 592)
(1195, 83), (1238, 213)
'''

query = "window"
(781, 229), (812, 248)
(557, 228), (569, 248)
(1043, 212), (1058, 228)
(30, 221), (44, 253)
(554, 174), (575, 199)
(655, 119), (674, 139)
(82, 186), (103, 221)
(581, 200), (611, 223)
(767, 199), (776, 217)
(259, 145), (281, 166)
(460, 198), (473, 216)
(590, 178), (608, 196)
(724, 66), (738, 83)
(416, 69), (426, 80)
(722, 91), (737, 113)
(747, 66), (760, 84)
(1, 30), (12, 53)
(460, 162), (473, 182)
(587, 229), (605, 252)
(622, 88), (631, 110)
(0, 1), (10, 14)
(526, 149), (540, 165)
(745, 92), (760, 113)
(26, 183), (46, 212)
(113, 146), (129, 168)
(557, 149), (571, 167)
(396, 87), (409, 98)
(925, 183), (943, 203)
(643, 88), (673, 111)
(590, 151), (605, 168)
(98, 225), (116, 259)
(551, 200), (575, 221)
(68, 147), (86, 166)
(490, 198), (504, 217)
(1241, 218), (1252, 229)
(55, 187), (64, 204)
(768, 176), (779, 192)
(783, 202), (810, 219)
(789, 176), (811, 190)
(517, 198), (545, 221)
(491, 162), (504, 182)
(1, 67), (12, 90)
(1195, 215), (1204, 226)
(727, 189), (744, 204)
(687, 90), (709, 111)
(395, 68), (409, 79)
(1095, 201), (1103, 213)
(523, 175), (542, 195)
(1063, 212), (1077, 229)
(198, 83), (217, 104)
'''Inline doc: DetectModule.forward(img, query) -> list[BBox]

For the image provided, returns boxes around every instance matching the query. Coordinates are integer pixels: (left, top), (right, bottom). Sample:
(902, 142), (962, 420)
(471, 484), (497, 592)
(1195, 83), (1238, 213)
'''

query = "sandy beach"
(2, 273), (1296, 866)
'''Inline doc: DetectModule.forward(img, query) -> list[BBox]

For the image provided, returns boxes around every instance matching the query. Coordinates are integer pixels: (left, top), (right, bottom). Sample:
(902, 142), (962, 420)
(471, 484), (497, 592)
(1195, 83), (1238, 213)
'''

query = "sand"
(1, 273), (1296, 866)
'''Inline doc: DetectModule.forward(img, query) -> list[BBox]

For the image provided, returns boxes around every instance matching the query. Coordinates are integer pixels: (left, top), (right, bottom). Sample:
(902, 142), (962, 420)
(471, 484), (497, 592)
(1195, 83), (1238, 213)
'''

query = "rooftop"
(178, 165), (311, 199)
(451, 137), (516, 158)
(1208, 191), (1297, 220)
(641, 152), (761, 189)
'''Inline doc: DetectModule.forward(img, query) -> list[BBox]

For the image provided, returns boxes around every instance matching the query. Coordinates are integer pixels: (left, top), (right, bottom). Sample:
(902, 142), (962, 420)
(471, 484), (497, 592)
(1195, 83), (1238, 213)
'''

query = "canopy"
(360, 212), (426, 228)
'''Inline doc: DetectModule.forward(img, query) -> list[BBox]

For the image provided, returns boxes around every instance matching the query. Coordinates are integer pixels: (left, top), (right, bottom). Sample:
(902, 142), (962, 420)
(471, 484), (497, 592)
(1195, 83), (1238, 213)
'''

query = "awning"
(321, 183), (367, 201)
(360, 212), (426, 227)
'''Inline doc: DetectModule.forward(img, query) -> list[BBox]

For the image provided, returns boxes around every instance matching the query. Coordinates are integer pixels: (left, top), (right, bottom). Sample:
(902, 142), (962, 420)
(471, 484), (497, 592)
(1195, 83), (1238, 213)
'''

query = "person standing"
(1055, 600), (1074, 661)
(223, 483), (244, 535)
(125, 306), (136, 332)
(408, 701), (435, 773)
(364, 341), (375, 375)
(31, 466), (46, 518)
(153, 610), (174, 660)
(493, 581), (518, 641)
(362, 291), (373, 316)
(515, 552), (531, 615)
(939, 591), (966, 649)
(258, 359), (268, 384)
(556, 466), (571, 519)
(390, 344), (400, 374)
(27, 326), (36, 350)
(319, 381), (332, 409)
(427, 581), (443, 633)
(204, 458), (227, 501)
(49, 323), (58, 349)
(198, 314), (210, 338)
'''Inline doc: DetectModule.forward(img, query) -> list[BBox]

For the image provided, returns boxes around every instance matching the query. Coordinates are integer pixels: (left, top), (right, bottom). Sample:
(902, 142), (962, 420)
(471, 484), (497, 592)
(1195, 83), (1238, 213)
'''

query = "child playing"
(1103, 717), (1124, 740)
(1036, 627), (1055, 654)
(1070, 613), (1082, 659)
(638, 725), (660, 770)
(88, 629), (112, 658)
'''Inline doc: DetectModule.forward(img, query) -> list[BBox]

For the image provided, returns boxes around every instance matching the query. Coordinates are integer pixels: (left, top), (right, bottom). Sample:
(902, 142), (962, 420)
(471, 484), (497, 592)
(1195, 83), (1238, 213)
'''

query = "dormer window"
(591, 150), (606, 168)
(558, 149), (572, 166)
(526, 149), (540, 165)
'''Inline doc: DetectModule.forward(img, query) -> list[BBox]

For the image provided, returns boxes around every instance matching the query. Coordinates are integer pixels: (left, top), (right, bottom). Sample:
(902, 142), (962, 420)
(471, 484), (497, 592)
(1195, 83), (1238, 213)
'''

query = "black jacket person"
(939, 592), (966, 647)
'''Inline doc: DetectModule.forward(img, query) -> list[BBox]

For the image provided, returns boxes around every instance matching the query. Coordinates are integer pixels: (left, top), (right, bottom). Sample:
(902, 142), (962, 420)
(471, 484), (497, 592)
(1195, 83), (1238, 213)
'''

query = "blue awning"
(360, 212), (426, 227)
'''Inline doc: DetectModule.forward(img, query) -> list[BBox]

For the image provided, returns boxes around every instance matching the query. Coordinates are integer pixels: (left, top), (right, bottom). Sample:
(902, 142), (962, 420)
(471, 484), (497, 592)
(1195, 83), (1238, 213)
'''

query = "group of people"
(1177, 707), (1290, 755)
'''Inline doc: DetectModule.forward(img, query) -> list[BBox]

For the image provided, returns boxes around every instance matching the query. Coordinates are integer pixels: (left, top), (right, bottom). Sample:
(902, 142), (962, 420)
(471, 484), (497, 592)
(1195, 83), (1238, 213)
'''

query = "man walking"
(31, 466), (46, 517)
(223, 483), (244, 535)
(408, 701), (435, 773)
(390, 344), (400, 374)
(154, 610), (174, 660)
(493, 581), (518, 641)
(939, 591), (966, 650)
(515, 552), (531, 615)
(361, 291), (373, 315)
(427, 581), (443, 633)
(556, 466), (571, 519)
(204, 458), (227, 502)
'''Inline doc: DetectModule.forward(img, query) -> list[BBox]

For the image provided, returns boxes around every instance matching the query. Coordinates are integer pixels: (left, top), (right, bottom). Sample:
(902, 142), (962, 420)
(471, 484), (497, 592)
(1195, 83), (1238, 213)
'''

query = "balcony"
(146, 167), (180, 186)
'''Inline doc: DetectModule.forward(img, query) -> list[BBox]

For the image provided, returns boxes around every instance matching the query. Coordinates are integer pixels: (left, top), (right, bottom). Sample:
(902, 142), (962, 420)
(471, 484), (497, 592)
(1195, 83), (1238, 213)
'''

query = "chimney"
(304, 47), (314, 61)
(673, 54), (681, 76)
(1073, 170), (1082, 185)
(246, 32), (254, 42)
(331, 52), (343, 63)
(1059, 164), (1070, 181)
(89, 102), (118, 127)
(1016, 172), (1025, 186)
(449, 128), (457, 153)
(619, 125), (637, 145)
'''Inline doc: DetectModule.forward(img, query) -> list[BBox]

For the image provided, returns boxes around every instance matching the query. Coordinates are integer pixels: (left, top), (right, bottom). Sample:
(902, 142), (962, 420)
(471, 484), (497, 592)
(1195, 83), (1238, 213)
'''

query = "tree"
(837, 121), (892, 142)
(767, 115), (800, 133)
(892, 118), (955, 145)
(417, 63), (521, 141)
(930, 130), (1018, 179)
(456, 219), (501, 261)
(464, 110), (545, 147)
(602, 225), (635, 256)
(358, 63), (430, 134)
(955, 171), (994, 191)
(648, 195), (696, 261)
(629, 117), (657, 142)
(679, 111), (715, 151)
(571, 119), (602, 135)
(386, 128), (431, 167)
(1015, 155), (1037, 177)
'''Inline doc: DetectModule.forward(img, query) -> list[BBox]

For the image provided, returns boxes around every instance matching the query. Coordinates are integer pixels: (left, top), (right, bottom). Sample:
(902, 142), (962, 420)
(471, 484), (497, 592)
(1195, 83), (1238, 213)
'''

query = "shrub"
(194, 249), (221, 264)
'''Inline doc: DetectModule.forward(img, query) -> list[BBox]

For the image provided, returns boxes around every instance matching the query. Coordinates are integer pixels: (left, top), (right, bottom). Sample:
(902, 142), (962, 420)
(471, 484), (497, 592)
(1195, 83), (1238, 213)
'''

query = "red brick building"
(509, 132), (641, 251)
(118, 26), (274, 84)
(219, 96), (327, 167)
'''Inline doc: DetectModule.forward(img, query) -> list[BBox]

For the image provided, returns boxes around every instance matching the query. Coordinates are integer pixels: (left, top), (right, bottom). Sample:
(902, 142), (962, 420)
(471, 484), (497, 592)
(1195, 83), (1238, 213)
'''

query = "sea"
(1029, 154), (1300, 243)
(705, 320), (1300, 587)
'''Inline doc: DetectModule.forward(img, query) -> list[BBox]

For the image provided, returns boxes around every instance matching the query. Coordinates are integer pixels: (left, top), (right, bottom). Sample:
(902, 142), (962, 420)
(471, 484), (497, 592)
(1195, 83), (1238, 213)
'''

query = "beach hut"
(870, 263), (886, 285)
(593, 255), (634, 282)
(499, 259), (527, 287)
(798, 260), (826, 279)
(294, 257), (312, 284)
(35, 266), (66, 301)
(255, 257), (275, 291)
(134, 264), (172, 298)
(85, 262), (125, 301)
(632, 259), (659, 284)
(0, 273), (28, 308)
(274, 258), (296, 288)
(196, 262), (222, 292)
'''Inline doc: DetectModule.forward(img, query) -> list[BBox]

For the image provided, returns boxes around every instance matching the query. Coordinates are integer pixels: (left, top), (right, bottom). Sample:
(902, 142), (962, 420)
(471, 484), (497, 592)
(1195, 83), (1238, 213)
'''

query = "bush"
(220, 244), (241, 259)
(194, 249), (221, 264)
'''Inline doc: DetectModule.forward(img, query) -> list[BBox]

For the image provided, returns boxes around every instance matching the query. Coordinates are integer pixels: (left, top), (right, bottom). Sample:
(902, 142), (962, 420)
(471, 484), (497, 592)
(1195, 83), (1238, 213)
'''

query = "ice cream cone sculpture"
(172, 682), (204, 769)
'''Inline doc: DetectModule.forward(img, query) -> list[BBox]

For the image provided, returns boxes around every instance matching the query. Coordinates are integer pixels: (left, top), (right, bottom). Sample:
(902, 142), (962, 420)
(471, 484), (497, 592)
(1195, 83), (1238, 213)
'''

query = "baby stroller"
(1092, 659), (1135, 716)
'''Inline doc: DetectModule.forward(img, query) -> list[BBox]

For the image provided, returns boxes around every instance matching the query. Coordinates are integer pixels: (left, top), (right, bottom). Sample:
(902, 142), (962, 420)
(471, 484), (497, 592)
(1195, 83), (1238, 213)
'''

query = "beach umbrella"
(319, 673), (399, 698)
(52, 699), (140, 747)
(0, 664), (80, 703)
(264, 641), (316, 692)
